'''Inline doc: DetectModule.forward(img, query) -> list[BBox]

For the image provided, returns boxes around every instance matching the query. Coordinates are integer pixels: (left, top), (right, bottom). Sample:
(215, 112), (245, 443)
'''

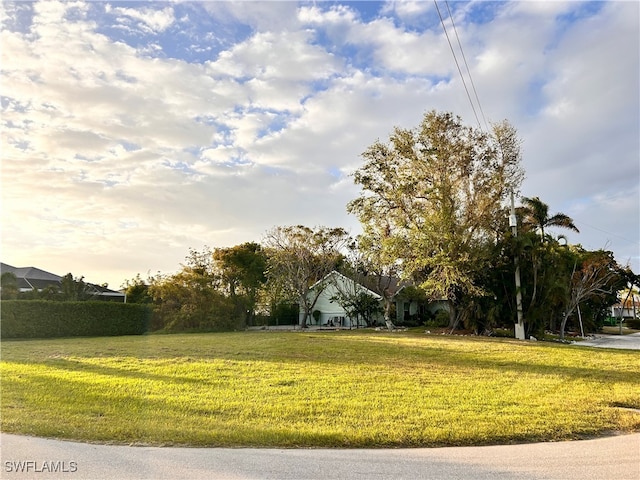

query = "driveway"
(574, 332), (640, 350)
(2, 433), (639, 480)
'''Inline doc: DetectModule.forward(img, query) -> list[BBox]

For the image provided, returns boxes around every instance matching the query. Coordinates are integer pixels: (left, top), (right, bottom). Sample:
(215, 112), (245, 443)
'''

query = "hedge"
(1, 300), (151, 339)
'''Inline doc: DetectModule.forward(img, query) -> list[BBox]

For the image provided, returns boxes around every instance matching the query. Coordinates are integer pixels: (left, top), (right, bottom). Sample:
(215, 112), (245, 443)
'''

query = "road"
(574, 332), (640, 350)
(1, 433), (639, 480)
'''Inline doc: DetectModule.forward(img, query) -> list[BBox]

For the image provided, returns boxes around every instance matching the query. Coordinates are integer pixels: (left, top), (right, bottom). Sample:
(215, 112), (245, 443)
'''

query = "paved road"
(2, 433), (639, 480)
(574, 332), (640, 350)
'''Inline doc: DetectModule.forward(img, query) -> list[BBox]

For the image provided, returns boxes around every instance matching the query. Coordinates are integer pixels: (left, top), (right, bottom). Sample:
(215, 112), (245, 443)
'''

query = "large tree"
(147, 247), (237, 331)
(213, 242), (267, 326)
(348, 111), (524, 327)
(263, 225), (350, 327)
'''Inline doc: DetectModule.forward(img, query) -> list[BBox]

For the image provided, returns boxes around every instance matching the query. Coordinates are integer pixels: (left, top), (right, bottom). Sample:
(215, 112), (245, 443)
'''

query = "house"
(301, 271), (448, 328)
(0, 263), (125, 302)
(610, 290), (639, 321)
(301, 271), (384, 328)
(0, 263), (63, 292)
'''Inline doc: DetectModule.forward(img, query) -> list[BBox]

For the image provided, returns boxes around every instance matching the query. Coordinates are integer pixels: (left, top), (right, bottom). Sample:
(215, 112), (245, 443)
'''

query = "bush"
(626, 318), (640, 330)
(425, 309), (450, 328)
(253, 303), (299, 327)
(1, 300), (150, 338)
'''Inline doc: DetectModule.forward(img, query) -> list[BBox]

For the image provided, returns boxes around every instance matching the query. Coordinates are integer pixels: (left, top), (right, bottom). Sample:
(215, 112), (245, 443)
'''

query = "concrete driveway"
(2, 433), (639, 480)
(573, 332), (640, 350)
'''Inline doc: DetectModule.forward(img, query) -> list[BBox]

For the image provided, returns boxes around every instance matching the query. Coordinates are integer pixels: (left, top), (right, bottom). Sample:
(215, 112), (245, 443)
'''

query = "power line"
(433, 0), (484, 131)
(444, 0), (488, 131)
(572, 216), (640, 245)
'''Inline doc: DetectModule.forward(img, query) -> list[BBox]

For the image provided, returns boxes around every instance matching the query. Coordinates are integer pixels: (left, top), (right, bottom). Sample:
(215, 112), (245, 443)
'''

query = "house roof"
(1, 263), (63, 291)
(360, 275), (408, 298)
(309, 271), (383, 300)
(0, 262), (124, 297)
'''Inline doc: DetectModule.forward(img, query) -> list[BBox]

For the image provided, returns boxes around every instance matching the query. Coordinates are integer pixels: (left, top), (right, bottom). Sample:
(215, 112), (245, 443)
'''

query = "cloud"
(1, 0), (638, 287)
(108, 5), (175, 34)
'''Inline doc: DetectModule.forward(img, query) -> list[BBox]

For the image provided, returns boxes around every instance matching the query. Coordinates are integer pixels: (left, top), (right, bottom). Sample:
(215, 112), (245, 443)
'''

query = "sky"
(1, 0), (639, 289)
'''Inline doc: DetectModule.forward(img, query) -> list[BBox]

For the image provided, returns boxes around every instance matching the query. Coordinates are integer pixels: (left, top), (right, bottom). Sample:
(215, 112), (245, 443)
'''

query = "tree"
(0, 272), (19, 300)
(61, 273), (91, 301)
(263, 225), (350, 327)
(122, 274), (152, 304)
(147, 247), (238, 331)
(348, 111), (524, 327)
(352, 228), (401, 324)
(519, 196), (579, 239)
(560, 250), (619, 339)
(213, 242), (267, 326)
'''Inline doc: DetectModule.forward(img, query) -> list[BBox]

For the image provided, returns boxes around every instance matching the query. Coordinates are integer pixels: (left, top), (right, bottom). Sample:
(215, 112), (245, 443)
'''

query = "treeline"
(123, 111), (638, 338)
(124, 221), (635, 338)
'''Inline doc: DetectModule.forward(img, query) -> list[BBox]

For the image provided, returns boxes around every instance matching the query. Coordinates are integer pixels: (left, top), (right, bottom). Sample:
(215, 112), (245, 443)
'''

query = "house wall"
(611, 305), (638, 320)
(301, 272), (383, 327)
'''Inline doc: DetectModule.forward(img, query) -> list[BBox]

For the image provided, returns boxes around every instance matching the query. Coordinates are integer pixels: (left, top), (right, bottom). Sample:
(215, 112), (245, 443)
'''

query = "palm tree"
(519, 196), (579, 239)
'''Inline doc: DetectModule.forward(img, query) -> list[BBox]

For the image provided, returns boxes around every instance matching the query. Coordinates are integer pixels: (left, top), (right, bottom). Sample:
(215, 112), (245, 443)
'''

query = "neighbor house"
(610, 290), (639, 321)
(301, 270), (448, 327)
(0, 263), (125, 302)
(301, 271), (383, 328)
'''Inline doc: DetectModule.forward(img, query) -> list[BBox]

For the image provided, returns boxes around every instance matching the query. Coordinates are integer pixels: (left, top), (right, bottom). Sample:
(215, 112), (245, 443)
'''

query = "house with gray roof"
(0, 263), (125, 302)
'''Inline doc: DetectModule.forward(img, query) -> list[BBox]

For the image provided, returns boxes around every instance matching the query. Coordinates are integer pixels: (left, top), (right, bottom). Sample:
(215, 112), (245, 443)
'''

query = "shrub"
(1, 300), (150, 338)
(626, 318), (640, 330)
(425, 309), (451, 328)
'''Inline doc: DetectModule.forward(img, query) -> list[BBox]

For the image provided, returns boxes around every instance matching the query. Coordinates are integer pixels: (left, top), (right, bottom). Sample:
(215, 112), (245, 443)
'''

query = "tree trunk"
(447, 300), (458, 332)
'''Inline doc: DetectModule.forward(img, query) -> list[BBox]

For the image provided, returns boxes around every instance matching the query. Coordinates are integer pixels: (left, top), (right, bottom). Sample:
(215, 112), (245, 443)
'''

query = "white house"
(610, 290), (639, 321)
(300, 271), (384, 328)
(300, 271), (449, 328)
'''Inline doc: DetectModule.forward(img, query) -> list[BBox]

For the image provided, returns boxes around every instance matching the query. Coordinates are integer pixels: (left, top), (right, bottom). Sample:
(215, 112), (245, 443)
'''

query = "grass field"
(1, 330), (639, 447)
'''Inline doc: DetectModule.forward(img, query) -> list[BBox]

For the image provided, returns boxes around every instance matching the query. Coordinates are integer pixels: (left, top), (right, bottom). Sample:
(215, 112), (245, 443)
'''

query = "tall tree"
(263, 225), (350, 327)
(348, 111), (524, 327)
(213, 242), (267, 326)
(147, 247), (238, 332)
(519, 196), (579, 238)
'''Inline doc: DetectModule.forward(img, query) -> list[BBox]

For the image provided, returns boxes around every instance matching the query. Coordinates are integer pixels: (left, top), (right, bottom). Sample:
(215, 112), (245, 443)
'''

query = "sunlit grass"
(1, 330), (638, 447)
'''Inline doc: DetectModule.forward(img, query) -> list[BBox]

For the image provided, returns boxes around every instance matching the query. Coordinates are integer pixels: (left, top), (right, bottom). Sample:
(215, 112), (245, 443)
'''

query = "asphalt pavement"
(2, 432), (639, 480)
(573, 332), (640, 350)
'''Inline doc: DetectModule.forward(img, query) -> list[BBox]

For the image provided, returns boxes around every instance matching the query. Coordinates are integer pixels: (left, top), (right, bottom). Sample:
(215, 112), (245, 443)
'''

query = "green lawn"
(1, 330), (639, 447)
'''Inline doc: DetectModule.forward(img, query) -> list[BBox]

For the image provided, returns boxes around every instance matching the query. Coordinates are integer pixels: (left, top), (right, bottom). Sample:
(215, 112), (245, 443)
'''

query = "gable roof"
(359, 274), (409, 298)
(0, 262), (124, 298)
(309, 271), (383, 300)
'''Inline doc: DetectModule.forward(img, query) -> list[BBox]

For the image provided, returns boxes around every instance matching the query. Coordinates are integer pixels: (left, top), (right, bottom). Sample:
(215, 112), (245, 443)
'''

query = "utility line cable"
(572, 216), (640, 245)
(433, 0), (482, 130)
(444, 0), (489, 131)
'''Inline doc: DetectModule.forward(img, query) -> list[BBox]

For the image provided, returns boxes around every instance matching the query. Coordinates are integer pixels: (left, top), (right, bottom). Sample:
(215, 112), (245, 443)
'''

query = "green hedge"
(1, 301), (151, 339)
